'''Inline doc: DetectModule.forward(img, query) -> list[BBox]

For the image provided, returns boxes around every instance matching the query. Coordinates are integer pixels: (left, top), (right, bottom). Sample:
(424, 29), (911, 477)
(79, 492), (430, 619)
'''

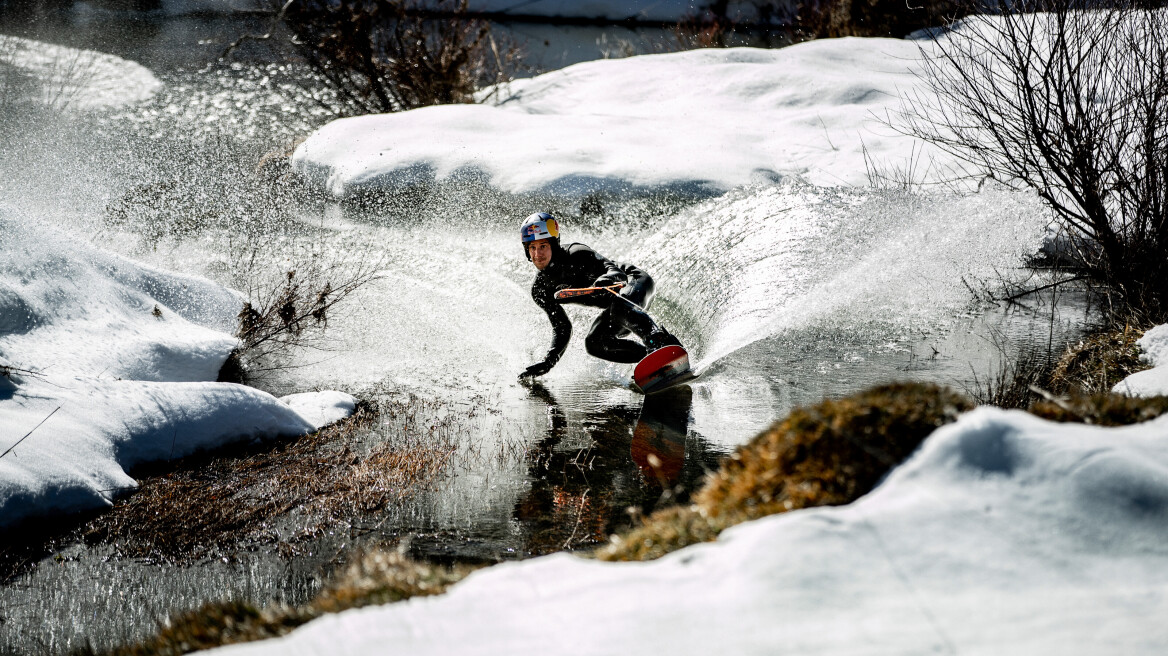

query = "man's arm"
(541, 302), (572, 366)
(521, 284), (572, 378)
(569, 243), (629, 287)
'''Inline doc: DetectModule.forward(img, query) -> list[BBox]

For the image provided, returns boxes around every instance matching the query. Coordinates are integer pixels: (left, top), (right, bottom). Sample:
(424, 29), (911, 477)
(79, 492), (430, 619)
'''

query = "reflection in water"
(632, 386), (693, 503)
(514, 381), (723, 556)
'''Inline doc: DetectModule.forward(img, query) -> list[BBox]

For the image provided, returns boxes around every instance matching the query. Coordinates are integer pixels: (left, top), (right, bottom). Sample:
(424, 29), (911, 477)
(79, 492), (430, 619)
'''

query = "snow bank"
(292, 39), (942, 199)
(0, 35), (161, 111)
(210, 407), (1168, 655)
(279, 391), (358, 431)
(0, 207), (351, 530)
(1113, 324), (1168, 397)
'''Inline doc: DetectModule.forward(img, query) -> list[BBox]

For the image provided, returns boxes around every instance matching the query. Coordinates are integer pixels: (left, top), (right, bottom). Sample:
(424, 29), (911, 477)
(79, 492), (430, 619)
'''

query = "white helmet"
(519, 212), (560, 259)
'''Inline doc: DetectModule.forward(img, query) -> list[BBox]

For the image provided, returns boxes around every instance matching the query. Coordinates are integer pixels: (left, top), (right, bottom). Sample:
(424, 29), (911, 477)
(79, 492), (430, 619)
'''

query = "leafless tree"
(897, 1), (1168, 322)
(228, 0), (516, 118)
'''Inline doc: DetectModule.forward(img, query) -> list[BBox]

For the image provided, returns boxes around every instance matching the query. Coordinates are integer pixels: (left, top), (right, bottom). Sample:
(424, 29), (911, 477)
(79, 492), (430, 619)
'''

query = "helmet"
(519, 212), (559, 259)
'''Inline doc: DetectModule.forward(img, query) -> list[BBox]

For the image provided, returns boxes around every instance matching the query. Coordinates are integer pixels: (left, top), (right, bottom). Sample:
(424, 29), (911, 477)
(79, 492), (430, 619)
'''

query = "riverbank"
(96, 355), (1168, 654)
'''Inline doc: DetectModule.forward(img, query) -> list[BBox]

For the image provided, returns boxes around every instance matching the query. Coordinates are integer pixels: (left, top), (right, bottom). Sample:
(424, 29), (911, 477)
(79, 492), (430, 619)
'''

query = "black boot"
(645, 329), (682, 350)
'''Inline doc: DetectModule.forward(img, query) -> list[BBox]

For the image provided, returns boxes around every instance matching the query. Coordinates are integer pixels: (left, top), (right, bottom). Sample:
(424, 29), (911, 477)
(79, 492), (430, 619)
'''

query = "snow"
(0, 35), (161, 111)
(292, 39), (945, 199)
(279, 391), (358, 431)
(1113, 324), (1168, 397)
(210, 407), (1168, 655)
(0, 206), (352, 530)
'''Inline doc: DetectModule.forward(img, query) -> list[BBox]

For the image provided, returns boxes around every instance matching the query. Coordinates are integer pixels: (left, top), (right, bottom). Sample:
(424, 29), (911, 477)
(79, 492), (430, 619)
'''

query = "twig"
(0, 407), (61, 460)
(219, 0), (295, 61)
(1027, 385), (1090, 423)
(562, 488), (590, 550)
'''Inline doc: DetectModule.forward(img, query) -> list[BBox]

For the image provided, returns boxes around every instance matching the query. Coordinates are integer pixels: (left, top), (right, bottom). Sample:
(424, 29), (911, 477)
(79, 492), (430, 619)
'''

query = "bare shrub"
(791, 0), (970, 39)
(224, 250), (383, 384)
(229, 0), (518, 117)
(898, 1), (1168, 322)
(0, 35), (99, 127)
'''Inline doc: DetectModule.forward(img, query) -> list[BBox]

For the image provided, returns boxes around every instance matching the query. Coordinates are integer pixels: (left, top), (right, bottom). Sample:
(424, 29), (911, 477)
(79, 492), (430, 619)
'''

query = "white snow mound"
(292, 40), (942, 199)
(0, 35), (161, 111)
(280, 391), (358, 431)
(211, 407), (1168, 655)
(1114, 324), (1168, 397)
(0, 206), (351, 530)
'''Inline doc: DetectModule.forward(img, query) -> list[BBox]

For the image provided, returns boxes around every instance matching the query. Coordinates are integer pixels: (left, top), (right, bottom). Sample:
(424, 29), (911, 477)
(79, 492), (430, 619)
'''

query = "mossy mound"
(597, 382), (973, 562)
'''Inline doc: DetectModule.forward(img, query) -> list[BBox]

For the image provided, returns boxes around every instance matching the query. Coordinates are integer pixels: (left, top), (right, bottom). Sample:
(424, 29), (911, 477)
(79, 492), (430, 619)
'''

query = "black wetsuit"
(531, 242), (662, 368)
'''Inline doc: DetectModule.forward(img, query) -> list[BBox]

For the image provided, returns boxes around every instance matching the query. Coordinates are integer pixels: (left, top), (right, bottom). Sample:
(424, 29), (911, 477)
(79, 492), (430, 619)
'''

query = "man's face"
(529, 239), (553, 270)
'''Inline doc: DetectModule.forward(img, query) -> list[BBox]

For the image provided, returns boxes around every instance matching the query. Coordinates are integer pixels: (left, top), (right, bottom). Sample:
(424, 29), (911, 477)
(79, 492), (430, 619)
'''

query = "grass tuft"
(1048, 326), (1149, 395)
(1029, 392), (1168, 427)
(90, 550), (474, 655)
(597, 382), (973, 562)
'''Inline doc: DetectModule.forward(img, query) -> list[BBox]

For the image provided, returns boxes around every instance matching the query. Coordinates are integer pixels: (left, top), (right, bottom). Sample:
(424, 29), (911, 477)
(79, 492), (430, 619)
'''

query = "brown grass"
(93, 550), (476, 656)
(84, 397), (458, 563)
(597, 382), (973, 562)
(1029, 392), (1168, 426)
(1048, 326), (1149, 395)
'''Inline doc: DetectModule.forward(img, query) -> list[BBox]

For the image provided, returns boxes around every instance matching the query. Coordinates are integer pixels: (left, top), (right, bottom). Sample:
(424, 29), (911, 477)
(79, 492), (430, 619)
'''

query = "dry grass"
(83, 397), (458, 563)
(1048, 326), (1149, 395)
(93, 550), (475, 656)
(597, 382), (973, 562)
(1029, 393), (1168, 426)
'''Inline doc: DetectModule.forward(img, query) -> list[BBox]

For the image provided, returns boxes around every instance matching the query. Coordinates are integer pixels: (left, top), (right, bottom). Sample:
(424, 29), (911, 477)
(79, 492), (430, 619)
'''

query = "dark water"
(0, 8), (1094, 654)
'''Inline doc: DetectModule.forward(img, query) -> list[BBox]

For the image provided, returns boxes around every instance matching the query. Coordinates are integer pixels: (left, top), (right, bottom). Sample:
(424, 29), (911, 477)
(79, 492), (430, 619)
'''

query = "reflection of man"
(518, 212), (681, 379)
(631, 387), (692, 492)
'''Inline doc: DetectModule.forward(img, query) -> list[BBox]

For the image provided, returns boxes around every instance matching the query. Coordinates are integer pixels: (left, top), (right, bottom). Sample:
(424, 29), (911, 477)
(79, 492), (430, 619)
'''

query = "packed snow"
(293, 39), (947, 199)
(1114, 324), (1168, 397)
(0, 206), (354, 531)
(212, 407), (1168, 655)
(0, 34), (161, 111)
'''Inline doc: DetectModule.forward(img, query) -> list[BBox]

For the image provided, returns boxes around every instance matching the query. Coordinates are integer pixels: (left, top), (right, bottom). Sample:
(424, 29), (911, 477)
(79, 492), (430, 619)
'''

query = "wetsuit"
(530, 242), (663, 369)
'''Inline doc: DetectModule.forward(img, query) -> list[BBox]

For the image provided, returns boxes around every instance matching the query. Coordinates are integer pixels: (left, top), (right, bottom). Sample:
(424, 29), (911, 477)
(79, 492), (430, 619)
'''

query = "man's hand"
(593, 277), (626, 289)
(519, 361), (552, 379)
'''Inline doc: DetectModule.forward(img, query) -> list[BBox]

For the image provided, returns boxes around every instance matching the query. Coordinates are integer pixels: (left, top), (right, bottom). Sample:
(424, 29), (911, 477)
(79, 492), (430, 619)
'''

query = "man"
(518, 212), (681, 379)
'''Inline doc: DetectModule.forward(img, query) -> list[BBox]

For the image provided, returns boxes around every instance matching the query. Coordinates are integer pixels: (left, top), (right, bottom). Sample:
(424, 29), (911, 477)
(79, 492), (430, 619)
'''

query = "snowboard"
(633, 345), (698, 395)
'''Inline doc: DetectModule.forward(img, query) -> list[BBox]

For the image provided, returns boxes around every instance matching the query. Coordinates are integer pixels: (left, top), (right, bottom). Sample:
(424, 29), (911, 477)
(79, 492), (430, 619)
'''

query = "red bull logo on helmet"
(520, 213), (559, 243)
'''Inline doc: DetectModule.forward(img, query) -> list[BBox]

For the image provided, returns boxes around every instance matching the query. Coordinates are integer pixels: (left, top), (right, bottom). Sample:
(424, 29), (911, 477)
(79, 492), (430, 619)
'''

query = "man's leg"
(584, 272), (679, 362)
(584, 308), (648, 363)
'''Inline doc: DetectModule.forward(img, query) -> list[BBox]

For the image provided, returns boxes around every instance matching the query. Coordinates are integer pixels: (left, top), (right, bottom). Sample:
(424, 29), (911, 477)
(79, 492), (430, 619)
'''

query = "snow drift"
(0, 206), (352, 531)
(292, 39), (940, 199)
(1114, 324), (1168, 397)
(0, 34), (161, 111)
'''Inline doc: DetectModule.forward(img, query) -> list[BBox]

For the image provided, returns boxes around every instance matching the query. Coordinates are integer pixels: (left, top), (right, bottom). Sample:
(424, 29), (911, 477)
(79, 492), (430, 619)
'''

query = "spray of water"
(623, 181), (1050, 372)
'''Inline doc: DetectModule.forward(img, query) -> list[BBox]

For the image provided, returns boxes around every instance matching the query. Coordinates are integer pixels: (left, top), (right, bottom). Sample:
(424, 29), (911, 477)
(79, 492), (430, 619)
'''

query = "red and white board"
(633, 345), (697, 394)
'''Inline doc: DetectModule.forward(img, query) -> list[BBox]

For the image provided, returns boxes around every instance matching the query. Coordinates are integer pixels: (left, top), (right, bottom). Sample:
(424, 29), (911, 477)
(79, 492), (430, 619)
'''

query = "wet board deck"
(633, 345), (698, 395)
